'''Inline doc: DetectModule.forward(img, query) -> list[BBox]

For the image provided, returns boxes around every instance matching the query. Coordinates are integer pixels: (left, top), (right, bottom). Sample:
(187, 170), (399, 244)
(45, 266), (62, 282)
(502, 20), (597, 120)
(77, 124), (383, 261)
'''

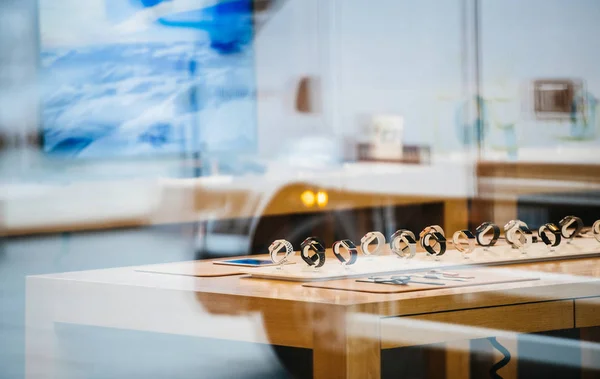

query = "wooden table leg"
(580, 326), (600, 379)
(444, 199), (468, 233)
(445, 340), (470, 379)
(470, 338), (495, 379)
(313, 304), (381, 379)
(424, 344), (447, 379)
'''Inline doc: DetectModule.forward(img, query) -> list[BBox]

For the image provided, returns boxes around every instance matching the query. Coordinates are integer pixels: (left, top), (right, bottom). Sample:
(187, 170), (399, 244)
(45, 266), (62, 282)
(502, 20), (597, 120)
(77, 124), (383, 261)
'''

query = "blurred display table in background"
(2, 159), (473, 238)
(4, 148), (600, 237)
(475, 160), (600, 228)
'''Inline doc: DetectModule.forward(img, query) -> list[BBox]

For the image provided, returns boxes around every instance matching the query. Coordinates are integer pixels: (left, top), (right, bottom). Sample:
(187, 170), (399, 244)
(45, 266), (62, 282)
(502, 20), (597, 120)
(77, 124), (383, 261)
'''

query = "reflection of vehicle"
(194, 183), (346, 259)
(194, 180), (452, 260)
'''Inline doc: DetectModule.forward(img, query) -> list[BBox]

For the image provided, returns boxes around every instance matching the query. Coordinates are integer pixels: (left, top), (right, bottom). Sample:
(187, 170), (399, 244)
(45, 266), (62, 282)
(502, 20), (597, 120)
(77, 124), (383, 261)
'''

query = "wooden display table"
(474, 161), (600, 227)
(26, 246), (600, 378)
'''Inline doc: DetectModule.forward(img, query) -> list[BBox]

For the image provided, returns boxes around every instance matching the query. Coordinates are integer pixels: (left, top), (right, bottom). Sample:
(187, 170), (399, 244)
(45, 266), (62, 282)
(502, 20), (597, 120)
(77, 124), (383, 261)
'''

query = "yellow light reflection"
(316, 191), (328, 207)
(300, 190), (315, 207)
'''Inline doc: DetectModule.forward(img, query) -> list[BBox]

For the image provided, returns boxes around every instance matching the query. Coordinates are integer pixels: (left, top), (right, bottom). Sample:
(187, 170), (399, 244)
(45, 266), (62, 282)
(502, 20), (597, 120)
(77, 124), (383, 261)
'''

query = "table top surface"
(30, 240), (600, 315)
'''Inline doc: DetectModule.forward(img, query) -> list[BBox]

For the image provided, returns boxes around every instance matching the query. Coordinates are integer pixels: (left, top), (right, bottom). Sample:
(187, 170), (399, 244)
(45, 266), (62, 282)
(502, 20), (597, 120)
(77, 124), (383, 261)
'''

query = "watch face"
(560, 216), (581, 227)
(313, 242), (325, 251)
(548, 224), (559, 233)
(432, 225), (444, 234)
(342, 240), (356, 249)
(518, 233), (531, 245)
(302, 237), (321, 248)
(403, 234), (416, 244)
(421, 226), (443, 238)
(431, 232), (446, 242)
(463, 230), (476, 239)
(476, 224), (487, 233)
(308, 239), (325, 252)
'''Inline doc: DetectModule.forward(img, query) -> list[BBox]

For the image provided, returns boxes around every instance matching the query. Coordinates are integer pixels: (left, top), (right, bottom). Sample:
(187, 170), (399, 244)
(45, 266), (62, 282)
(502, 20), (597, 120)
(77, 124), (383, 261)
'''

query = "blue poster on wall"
(39, 0), (257, 158)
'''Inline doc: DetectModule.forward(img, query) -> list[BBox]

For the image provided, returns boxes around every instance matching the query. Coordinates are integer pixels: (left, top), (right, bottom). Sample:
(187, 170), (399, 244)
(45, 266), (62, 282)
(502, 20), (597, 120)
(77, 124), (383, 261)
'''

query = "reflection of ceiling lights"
(316, 191), (328, 207)
(300, 190), (315, 207)
(300, 190), (328, 208)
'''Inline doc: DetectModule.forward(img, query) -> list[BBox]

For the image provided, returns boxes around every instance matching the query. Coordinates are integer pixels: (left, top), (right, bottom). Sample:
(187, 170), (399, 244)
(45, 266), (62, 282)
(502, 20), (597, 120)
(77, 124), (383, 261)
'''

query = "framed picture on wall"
(38, 0), (258, 159)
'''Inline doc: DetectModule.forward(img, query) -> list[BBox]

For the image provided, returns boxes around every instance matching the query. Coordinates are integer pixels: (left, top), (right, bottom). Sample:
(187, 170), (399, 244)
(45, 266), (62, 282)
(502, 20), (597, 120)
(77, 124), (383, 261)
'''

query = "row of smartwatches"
(267, 216), (600, 268)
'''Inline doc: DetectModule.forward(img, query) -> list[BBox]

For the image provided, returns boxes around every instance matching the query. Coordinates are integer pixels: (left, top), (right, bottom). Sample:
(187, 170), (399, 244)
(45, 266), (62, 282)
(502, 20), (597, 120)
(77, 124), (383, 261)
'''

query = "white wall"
(254, 0), (334, 159)
(3, 0), (599, 168)
(329, 0), (466, 152)
(481, 0), (600, 153)
(325, 0), (600, 158)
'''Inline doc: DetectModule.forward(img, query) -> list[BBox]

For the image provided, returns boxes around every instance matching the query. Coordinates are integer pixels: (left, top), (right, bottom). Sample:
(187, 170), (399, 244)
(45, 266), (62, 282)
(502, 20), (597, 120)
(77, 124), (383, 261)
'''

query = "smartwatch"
(419, 225), (445, 240)
(511, 226), (534, 249)
(360, 231), (386, 256)
(452, 229), (476, 256)
(538, 223), (561, 248)
(419, 225), (444, 250)
(389, 229), (417, 259)
(475, 222), (500, 247)
(593, 220), (600, 242)
(268, 239), (295, 264)
(300, 237), (326, 268)
(504, 220), (529, 247)
(332, 239), (358, 266)
(559, 216), (583, 240)
(422, 231), (447, 257)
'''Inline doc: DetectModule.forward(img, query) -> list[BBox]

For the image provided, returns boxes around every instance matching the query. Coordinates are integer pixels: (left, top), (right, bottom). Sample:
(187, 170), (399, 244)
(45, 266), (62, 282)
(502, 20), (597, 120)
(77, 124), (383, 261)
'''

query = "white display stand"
(243, 238), (600, 282)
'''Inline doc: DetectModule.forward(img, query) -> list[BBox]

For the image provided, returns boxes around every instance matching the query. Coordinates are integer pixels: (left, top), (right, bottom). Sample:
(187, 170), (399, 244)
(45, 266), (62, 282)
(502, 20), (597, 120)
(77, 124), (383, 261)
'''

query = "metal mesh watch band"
(268, 239), (294, 264)
(300, 237), (326, 268)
